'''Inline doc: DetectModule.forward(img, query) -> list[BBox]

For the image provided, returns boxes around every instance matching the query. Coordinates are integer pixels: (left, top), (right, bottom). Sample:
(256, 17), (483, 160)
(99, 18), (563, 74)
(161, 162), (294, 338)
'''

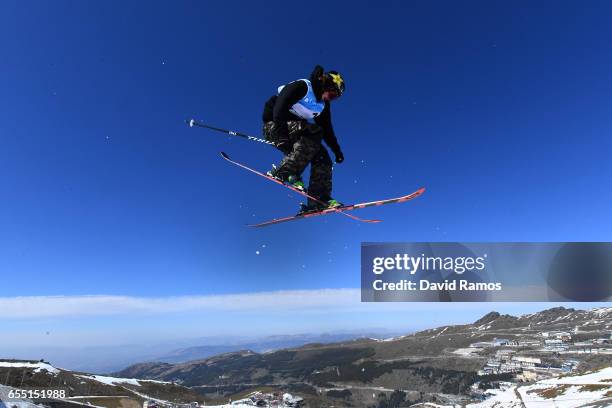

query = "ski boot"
(286, 175), (305, 192)
(326, 199), (343, 209)
(297, 199), (343, 215)
(266, 166), (305, 192)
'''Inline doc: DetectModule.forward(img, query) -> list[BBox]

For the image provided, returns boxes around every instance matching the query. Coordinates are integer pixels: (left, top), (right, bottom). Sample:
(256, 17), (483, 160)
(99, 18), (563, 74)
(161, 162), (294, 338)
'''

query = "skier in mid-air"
(262, 65), (346, 214)
(189, 65), (423, 226)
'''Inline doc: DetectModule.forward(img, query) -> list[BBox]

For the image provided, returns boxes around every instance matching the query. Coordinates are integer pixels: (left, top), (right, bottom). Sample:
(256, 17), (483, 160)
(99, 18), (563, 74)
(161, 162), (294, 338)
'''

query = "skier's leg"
(307, 148), (333, 206)
(275, 123), (323, 180)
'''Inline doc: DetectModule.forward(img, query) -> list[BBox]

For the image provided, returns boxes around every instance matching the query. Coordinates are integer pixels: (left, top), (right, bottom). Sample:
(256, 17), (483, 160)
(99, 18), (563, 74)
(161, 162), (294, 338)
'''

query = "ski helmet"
(323, 71), (345, 96)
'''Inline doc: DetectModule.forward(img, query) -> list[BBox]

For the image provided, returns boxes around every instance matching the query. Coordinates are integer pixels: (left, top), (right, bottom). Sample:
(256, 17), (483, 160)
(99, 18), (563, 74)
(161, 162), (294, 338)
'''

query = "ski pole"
(186, 119), (277, 147)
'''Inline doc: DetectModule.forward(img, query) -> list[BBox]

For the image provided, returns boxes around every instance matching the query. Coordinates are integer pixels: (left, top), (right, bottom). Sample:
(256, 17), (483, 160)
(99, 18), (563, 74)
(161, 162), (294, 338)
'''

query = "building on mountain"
(493, 338), (511, 346)
(518, 340), (542, 347)
(512, 356), (541, 367)
(542, 331), (572, 341)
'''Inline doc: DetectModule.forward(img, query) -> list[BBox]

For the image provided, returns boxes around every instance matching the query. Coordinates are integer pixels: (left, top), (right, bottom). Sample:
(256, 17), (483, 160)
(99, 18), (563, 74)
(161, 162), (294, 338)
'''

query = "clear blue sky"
(1, 1), (611, 301)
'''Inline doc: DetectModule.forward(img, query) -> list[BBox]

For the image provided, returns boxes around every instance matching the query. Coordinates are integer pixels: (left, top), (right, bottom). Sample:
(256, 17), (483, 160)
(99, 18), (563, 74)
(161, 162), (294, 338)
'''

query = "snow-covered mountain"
(0, 359), (205, 408)
(2, 307), (610, 407)
(113, 307), (611, 407)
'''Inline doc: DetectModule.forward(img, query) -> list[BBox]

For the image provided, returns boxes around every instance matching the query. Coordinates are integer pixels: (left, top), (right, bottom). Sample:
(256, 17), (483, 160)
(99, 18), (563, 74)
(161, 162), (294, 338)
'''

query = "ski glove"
(334, 150), (345, 164)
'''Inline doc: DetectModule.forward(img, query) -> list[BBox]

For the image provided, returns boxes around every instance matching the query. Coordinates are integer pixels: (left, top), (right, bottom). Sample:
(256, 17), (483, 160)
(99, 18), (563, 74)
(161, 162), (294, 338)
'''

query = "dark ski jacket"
(262, 65), (341, 156)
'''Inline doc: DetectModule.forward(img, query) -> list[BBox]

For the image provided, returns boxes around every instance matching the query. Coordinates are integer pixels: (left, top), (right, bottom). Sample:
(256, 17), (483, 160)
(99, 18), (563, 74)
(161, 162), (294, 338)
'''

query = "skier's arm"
(315, 102), (344, 163)
(272, 80), (308, 138)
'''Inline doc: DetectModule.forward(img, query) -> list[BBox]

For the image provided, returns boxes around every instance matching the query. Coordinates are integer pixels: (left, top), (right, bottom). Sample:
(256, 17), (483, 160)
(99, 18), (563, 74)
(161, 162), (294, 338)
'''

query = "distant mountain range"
(156, 331), (403, 364)
(3, 331), (401, 374)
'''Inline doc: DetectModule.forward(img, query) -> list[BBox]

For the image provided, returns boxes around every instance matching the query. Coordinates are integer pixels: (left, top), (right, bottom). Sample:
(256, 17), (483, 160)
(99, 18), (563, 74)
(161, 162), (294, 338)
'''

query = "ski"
(248, 188), (426, 227)
(220, 151), (381, 224)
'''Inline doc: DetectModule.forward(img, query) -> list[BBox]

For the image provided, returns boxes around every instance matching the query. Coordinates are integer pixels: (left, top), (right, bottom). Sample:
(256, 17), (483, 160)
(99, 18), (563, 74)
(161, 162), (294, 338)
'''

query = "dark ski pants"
(263, 121), (333, 204)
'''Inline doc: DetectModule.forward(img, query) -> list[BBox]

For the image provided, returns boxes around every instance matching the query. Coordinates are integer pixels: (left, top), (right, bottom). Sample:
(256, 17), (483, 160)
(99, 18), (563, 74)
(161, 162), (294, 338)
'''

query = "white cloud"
(0, 289), (600, 320)
(0, 289), (367, 318)
(0, 289), (517, 319)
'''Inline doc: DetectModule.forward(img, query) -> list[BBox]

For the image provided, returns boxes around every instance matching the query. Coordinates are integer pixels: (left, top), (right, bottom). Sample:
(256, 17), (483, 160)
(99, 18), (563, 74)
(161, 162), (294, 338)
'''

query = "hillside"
(113, 307), (611, 406)
(0, 360), (205, 408)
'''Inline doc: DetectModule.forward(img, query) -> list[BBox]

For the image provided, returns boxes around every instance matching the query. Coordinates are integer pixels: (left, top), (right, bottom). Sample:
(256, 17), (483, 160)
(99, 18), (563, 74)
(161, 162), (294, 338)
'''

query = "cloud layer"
(0, 289), (365, 318)
(1, 289), (597, 320)
(0, 289), (505, 319)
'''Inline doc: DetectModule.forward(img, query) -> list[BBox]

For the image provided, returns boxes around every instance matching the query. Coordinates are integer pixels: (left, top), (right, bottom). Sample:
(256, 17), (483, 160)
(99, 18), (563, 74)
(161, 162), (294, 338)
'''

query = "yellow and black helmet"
(324, 71), (346, 96)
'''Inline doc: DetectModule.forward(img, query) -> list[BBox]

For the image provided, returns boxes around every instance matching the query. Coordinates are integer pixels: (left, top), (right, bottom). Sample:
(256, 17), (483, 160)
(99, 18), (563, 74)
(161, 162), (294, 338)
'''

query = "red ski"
(247, 188), (425, 227)
(220, 152), (381, 224)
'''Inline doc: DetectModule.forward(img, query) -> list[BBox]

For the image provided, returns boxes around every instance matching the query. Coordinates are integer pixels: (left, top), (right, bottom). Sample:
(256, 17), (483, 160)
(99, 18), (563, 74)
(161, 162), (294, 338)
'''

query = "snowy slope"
(0, 361), (59, 374)
(467, 367), (612, 408)
(0, 360), (204, 407)
(76, 374), (170, 387)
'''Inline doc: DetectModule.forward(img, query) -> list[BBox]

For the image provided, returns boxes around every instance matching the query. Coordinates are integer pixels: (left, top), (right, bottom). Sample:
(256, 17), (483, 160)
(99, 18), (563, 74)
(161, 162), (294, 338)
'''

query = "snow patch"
(593, 307), (612, 317)
(432, 327), (449, 339)
(0, 362), (59, 374)
(452, 348), (482, 357)
(75, 374), (171, 387)
(469, 367), (612, 407)
(468, 386), (522, 407)
(76, 374), (142, 386)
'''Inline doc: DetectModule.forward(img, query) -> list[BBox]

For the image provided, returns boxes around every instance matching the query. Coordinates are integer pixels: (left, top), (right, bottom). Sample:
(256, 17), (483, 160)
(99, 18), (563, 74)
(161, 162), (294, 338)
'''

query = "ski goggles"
(324, 88), (341, 100)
